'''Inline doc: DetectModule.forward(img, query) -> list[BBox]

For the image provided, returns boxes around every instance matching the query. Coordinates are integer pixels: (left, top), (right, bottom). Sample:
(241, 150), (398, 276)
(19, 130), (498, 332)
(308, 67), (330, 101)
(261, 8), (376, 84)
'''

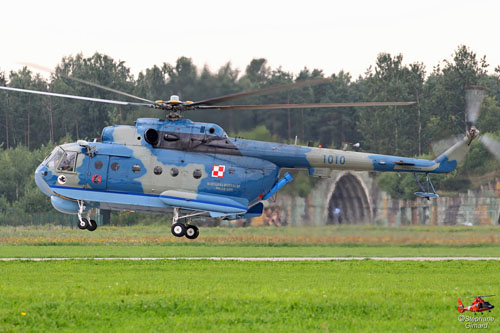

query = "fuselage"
(34, 118), (469, 217)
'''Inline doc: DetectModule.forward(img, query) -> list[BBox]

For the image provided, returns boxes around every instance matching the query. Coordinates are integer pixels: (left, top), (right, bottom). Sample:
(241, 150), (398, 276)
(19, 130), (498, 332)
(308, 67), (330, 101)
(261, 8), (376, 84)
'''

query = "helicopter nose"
(35, 164), (53, 197)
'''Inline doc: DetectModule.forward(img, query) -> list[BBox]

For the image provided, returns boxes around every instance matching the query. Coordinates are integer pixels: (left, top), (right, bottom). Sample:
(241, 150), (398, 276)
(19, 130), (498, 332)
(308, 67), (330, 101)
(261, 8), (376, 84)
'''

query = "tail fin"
(434, 128), (479, 173)
(458, 298), (465, 313)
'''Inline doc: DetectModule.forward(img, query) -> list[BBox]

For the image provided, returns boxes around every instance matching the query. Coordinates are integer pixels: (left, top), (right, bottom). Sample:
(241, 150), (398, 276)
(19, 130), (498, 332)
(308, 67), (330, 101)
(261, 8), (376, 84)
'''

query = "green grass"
(1, 224), (500, 258)
(2, 224), (500, 245)
(1, 244), (500, 258)
(1, 260), (498, 332)
(1, 225), (499, 331)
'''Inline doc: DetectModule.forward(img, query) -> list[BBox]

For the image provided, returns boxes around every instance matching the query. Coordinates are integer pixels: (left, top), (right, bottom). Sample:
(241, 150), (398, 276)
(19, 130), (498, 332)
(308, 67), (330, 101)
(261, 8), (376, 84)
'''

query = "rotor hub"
(466, 126), (480, 146)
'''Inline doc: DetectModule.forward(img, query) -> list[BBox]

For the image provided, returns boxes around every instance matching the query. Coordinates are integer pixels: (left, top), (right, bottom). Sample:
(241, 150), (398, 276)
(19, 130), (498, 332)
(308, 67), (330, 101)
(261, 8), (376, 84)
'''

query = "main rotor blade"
(198, 101), (415, 111)
(21, 62), (155, 104)
(466, 86), (487, 124)
(0, 86), (154, 108)
(480, 135), (500, 162)
(191, 78), (333, 106)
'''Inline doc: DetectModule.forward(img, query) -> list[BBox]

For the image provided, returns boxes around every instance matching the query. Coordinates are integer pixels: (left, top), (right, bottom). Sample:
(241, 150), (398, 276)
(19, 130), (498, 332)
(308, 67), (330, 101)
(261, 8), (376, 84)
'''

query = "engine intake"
(144, 128), (160, 145)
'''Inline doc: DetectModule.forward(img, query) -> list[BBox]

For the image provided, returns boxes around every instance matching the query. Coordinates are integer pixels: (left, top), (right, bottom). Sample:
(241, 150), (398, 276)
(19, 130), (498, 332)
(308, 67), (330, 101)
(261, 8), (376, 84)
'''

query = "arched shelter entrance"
(326, 172), (373, 224)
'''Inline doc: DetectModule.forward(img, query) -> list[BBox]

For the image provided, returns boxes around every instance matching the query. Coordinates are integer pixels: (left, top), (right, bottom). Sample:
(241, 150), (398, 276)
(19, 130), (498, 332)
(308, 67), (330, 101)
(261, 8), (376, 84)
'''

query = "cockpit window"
(57, 151), (77, 172)
(46, 148), (64, 169)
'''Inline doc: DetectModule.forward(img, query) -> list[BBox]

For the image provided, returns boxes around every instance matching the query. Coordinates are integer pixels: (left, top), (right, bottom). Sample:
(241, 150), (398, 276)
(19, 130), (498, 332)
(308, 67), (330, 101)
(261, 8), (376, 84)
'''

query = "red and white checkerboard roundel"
(211, 164), (225, 178)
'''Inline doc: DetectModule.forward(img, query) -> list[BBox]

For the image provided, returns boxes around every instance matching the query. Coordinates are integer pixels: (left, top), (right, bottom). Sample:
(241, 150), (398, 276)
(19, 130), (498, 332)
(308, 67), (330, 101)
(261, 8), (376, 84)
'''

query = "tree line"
(1, 46), (500, 154)
(0, 45), (499, 212)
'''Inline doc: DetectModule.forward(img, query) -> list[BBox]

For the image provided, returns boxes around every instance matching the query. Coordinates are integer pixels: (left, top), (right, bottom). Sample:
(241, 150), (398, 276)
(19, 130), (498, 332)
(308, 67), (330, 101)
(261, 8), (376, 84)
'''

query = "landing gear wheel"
(185, 225), (199, 240)
(87, 219), (98, 232)
(78, 218), (89, 230)
(171, 223), (186, 237)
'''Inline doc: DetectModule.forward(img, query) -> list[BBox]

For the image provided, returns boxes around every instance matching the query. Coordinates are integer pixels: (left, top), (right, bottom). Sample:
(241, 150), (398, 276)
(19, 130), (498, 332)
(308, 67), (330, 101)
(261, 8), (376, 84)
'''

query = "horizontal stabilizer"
(415, 192), (439, 199)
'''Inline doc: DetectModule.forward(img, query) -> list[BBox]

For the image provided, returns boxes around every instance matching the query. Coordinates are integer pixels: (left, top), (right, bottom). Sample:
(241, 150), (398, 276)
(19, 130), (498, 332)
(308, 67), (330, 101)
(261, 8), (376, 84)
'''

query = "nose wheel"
(87, 219), (98, 231)
(171, 208), (201, 239)
(77, 201), (98, 232)
(78, 218), (89, 230)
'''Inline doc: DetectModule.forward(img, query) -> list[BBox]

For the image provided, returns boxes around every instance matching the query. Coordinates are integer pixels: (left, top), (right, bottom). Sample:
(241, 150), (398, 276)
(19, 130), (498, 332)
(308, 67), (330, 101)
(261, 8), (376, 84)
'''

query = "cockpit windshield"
(45, 147), (64, 169)
(57, 151), (77, 172)
(44, 147), (78, 172)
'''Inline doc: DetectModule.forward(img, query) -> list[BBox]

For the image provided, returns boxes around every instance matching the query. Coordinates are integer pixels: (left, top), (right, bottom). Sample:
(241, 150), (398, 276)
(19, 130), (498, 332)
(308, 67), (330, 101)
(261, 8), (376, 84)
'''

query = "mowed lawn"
(1, 225), (500, 258)
(3, 225), (500, 246)
(2, 244), (500, 258)
(0, 260), (498, 332)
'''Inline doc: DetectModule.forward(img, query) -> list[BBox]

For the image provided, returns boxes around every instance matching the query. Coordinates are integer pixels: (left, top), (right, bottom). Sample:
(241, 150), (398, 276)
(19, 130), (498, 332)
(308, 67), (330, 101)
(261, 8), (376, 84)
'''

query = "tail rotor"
(464, 85), (500, 164)
(464, 86), (500, 163)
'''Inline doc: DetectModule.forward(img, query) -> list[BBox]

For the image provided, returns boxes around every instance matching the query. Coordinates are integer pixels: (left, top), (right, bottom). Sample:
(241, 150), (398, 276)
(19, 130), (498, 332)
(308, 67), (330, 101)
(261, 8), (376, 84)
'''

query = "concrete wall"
(272, 171), (500, 226)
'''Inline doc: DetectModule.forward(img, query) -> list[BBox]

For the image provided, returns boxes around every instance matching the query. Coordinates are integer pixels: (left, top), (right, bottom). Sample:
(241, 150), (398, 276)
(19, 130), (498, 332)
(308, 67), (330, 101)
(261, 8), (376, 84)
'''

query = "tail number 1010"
(323, 154), (346, 165)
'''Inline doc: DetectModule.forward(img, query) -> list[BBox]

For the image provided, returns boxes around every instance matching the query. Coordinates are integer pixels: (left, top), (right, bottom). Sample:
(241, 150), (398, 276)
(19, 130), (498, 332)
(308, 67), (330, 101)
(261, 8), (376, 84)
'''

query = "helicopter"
(458, 295), (495, 314)
(0, 73), (497, 239)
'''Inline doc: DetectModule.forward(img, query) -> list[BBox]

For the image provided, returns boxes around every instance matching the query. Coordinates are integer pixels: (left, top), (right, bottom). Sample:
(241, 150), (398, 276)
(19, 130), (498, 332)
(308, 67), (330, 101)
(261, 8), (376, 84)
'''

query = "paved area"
(1, 257), (500, 261)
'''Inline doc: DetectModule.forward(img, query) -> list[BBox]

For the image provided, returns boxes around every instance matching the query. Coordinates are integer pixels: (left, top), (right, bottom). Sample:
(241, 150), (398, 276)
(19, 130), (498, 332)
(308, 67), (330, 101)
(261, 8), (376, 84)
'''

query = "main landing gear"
(171, 208), (201, 239)
(77, 200), (98, 232)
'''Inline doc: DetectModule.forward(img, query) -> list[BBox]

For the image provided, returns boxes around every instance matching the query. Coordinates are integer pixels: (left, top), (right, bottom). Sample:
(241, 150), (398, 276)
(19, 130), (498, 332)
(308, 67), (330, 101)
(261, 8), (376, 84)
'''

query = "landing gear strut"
(413, 173), (439, 200)
(77, 200), (98, 232)
(170, 208), (201, 239)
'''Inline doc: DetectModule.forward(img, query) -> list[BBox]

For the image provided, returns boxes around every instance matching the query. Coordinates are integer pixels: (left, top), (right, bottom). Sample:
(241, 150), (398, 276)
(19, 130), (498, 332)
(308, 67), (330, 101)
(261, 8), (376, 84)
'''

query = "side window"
(57, 152), (77, 172)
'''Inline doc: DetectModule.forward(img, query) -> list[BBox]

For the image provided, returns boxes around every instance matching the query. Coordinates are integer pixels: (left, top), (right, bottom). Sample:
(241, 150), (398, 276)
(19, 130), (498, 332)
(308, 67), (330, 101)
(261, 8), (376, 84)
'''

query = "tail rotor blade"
(430, 135), (463, 158)
(480, 134), (500, 162)
(466, 86), (487, 124)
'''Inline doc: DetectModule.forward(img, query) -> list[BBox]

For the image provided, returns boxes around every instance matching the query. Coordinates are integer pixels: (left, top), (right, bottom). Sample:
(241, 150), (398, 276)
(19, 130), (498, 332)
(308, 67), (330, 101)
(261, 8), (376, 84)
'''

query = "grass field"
(2, 244), (500, 258)
(1, 225), (500, 258)
(1, 260), (498, 332)
(3, 225), (500, 246)
(1, 225), (499, 331)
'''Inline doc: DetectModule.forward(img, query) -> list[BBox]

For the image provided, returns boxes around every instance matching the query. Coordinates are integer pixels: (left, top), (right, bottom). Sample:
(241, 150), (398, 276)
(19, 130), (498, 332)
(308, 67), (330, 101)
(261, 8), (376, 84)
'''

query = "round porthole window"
(193, 169), (202, 179)
(170, 168), (179, 177)
(132, 164), (141, 173)
(111, 162), (120, 171)
(94, 161), (103, 170)
(154, 166), (162, 175)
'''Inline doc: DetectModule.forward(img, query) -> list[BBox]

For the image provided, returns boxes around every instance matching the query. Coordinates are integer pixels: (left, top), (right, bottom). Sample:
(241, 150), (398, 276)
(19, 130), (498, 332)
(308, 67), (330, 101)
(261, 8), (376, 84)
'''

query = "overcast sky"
(2, 0), (499, 79)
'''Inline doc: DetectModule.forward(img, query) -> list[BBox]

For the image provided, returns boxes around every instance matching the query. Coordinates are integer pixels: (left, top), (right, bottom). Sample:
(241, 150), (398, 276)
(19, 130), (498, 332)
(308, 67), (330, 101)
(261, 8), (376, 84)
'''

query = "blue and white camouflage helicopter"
(1, 78), (496, 239)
